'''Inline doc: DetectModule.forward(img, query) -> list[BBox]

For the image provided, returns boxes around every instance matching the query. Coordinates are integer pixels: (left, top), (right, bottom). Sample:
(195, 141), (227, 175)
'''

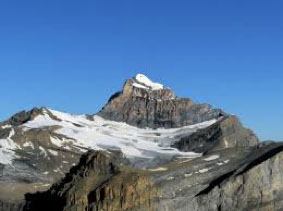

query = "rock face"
(24, 150), (157, 211)
(195, 144), (283, 211)
(172, 115), (259, 153)
(23, 143), (283, 211)
(0, 108), (84, 211)
(98, 75), (225, 129)
(0, 73), (282, 211)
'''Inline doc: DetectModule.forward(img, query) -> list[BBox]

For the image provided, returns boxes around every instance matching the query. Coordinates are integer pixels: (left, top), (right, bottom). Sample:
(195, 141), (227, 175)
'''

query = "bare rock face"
(0, 108), (44, 127)
(23, 143), (283, 211)
(100, 74), (259, 152)
(194, 144), (283, 211)
(24, 150), (157, 211)
(172, 115), (259, 153)
(98, 75), (225, 129)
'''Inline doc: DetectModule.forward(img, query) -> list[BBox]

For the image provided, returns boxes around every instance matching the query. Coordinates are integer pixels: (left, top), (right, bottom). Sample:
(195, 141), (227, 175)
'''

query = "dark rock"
(8, 108), (43, 126)
(0, 200), (24, 211)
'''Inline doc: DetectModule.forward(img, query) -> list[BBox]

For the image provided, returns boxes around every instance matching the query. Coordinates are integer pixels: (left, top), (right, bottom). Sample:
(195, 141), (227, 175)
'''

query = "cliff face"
(98, 78), (224, 129)
(172, 116), (259, 153)
(195, 145), (283, 211)
(24, 151), (157, 211)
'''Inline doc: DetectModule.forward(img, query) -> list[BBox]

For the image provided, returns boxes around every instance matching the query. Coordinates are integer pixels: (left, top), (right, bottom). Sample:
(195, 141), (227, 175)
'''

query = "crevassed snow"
(134, 74), (164, 90)
(0, 128), (19, 165)
(0, 149), (15, 165)
(22, 108), (218, 159)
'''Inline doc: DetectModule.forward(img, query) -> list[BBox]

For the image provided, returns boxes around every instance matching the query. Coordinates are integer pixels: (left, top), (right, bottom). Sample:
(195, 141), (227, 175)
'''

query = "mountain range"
(0, 74), (282, 211)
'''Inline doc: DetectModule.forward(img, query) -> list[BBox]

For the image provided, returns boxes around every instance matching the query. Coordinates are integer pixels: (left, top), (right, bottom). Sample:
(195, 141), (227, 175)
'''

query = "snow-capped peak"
(133, 74), (164, 90)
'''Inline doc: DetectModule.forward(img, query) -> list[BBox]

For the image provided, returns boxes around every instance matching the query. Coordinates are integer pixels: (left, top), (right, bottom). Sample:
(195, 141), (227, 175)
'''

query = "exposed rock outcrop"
(98, 76), (225, 129)
(23, 143), (283, 211)
(172, 116), (259, 153)
(24, 150), (157, 211)
(7, 108), (44, 126)
(194, 144), (283, 211)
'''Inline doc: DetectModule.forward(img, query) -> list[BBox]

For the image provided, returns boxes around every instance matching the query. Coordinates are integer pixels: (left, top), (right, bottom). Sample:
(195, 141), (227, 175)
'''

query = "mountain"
(98, 73), (224, 129)
(0, 74), (282, 211)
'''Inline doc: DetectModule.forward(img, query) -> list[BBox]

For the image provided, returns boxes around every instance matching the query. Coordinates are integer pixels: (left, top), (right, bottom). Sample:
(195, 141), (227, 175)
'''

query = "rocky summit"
(98, 74), (224, 129)
(0, 74), (282, 211)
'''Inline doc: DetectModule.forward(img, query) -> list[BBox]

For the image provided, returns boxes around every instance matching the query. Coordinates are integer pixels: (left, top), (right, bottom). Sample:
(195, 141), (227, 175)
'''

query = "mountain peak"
(98, 74), (225, 129)
(121, 74), (174, 100)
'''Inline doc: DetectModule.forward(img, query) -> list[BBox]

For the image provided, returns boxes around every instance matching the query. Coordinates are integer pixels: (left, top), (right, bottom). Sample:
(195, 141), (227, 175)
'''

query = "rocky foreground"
(0, 74), (282, 211)
(23, 143), (283, 211)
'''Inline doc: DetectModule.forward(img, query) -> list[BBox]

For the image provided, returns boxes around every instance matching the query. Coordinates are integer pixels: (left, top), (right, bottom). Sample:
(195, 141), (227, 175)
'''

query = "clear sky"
(0, 0), (282, 141)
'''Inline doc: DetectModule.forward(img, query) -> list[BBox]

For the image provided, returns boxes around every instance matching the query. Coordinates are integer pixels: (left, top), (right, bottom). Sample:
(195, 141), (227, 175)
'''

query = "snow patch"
(184, 173), (193, 177)
(224, 138), (229, 148)
(134, 74), (164, 90)
(0, 129), (19, 165)
(50, 137), (63, 147)
(23, 142), (35, 149)
(0, 149), (15, 165)
(1, 125), (11, 129)
(198, 168), (211, 173)
(132, 83), (149, 90)
(179, 159), (192, 163)
(203, 155), (219, 161)
(48, 149), (58, 156)
(39, 146), (48, 157)
(167, 176), (174, 180)
(148, 167), (168, 172)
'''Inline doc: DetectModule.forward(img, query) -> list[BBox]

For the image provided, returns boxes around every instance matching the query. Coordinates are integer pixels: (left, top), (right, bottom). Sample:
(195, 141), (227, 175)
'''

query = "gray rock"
(98, 78), (225, 129)
(172, 115), (259, 153)
(22, 143), (283, 211)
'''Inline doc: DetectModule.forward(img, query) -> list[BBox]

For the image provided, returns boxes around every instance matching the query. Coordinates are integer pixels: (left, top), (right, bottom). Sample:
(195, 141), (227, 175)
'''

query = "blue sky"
(0, 0), (282, 141)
